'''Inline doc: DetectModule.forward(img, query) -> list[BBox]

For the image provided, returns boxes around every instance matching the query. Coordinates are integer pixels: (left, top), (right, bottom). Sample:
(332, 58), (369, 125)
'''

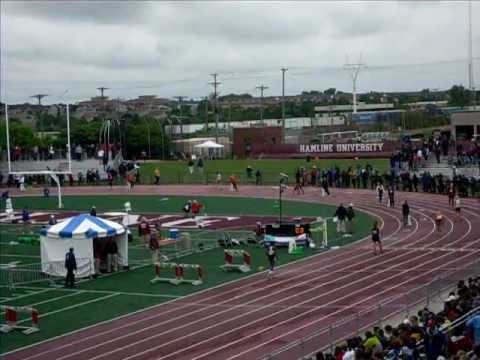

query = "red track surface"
(3, 185), (480, 360)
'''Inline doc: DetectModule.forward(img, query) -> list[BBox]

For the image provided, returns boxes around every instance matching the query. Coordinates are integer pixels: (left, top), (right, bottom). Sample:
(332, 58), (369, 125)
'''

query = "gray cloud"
(1, 0), (479, 104)
(5, 1), (149, 25)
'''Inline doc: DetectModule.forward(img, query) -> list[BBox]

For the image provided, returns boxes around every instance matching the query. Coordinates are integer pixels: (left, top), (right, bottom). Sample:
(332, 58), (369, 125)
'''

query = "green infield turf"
(0, 195), (374, 353)
(135, 158), (389, 184)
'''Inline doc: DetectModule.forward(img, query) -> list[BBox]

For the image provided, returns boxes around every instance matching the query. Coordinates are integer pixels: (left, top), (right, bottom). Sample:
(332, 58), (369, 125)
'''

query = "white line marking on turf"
(27, 291), (86, 307)
(0, 254), (41, 258)
(16, 294), (120, 325)
(0, 289), (52, 304)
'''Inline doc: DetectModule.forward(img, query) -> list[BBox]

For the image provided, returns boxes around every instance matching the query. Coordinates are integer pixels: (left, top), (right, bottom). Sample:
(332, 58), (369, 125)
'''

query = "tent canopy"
(40, 214), (128, 278)
(194, 140), (224, 149)
(40, 214), (125, 240)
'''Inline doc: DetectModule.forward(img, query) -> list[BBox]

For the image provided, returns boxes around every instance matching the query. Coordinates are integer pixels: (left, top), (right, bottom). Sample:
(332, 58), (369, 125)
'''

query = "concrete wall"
(451, 111), (480, 139)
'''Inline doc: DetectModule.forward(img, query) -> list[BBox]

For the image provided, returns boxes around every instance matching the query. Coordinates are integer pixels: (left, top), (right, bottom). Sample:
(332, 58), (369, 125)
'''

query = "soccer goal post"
(310, 217), (328, 248)
(4, 103), (73, 209)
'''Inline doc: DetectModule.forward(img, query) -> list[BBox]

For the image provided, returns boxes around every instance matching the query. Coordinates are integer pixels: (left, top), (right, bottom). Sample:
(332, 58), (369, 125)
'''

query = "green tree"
(0, 118), (36, 150)
(64, 119), (103, 147)
(448, 85), (470, 107)
(125, 118), (170, 159)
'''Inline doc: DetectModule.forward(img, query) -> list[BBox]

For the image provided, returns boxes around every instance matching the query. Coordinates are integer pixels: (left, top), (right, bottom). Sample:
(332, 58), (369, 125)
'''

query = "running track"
(3, 185), (480, 360)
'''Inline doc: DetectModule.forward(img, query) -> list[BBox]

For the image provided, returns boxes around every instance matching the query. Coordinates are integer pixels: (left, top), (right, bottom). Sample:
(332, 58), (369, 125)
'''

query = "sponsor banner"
(299, 143), (384, 153)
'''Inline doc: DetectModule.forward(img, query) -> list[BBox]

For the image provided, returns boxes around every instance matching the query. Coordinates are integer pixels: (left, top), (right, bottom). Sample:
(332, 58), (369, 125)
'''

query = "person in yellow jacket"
(154, 168), (161, 185)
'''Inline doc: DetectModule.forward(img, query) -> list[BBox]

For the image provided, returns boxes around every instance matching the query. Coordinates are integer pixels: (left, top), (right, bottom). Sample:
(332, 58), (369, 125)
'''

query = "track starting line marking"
(0, 285), (181, 299)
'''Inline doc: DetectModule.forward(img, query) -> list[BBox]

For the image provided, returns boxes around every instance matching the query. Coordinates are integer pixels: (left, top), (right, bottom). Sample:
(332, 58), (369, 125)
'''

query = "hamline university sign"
(299, 143), (385, 153)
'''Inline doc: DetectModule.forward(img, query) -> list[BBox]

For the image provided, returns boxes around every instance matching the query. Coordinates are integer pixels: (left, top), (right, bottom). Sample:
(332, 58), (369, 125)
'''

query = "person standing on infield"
(371, 221), (383, 255)
(65, 247), (77, 288)
(334, 203), (348, 235)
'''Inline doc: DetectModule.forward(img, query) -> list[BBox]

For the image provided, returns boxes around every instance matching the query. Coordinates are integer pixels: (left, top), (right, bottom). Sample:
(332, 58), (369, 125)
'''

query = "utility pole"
(344, 56), (366, 114)
(209, 73), (221, 142)
(256, 85), (269, 123)
(468, 0), (476, 110)
(228, 102), (232, 128)
(174, 96), (186, 137)
(97, 87), (109, 99)
(281, 68), (288, 130)
(31, 94), (49, 137)
(96, 86), (109, 119)
(204, 96), (209, 131)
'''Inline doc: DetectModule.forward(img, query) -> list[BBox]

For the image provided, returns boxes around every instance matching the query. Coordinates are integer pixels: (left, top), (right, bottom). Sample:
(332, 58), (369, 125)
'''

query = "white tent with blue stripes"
(40, 214), (128, 277)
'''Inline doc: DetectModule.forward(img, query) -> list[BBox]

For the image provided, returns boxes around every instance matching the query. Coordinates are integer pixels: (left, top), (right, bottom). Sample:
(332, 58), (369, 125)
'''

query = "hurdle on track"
(0, 305), (39, 335)
(150, 262), (203, 286)
(220, 249), (251, 273)
(170, 264), (203, 286)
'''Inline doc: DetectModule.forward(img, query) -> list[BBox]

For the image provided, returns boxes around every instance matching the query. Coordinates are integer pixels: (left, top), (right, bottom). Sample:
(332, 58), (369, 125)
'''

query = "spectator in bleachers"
(467, 312), (480, 346)
(424, 319), (448, 360)
(472, 344), (480, 360)
(363, 330), (383, 357)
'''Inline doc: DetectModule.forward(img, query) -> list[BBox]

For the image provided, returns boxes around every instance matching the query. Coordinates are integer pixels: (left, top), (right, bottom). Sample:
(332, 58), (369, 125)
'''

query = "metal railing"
(0, 258), (93, 290)
(259, 260), (480, 360)
(128, 229), (255, 268)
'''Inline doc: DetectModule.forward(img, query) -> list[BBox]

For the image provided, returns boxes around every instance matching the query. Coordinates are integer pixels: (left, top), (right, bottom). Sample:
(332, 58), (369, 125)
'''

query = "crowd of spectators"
(282, 163), (479, 198)
(0, 144), (125, 164)
(391, 135), (480, 172)
(311, 277), (480, 360)
(0, 143), (105, 162)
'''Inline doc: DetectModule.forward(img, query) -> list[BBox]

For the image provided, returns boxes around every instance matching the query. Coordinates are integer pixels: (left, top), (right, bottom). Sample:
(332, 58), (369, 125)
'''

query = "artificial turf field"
(0, 195), (374, 353)
(134, 158), (389, 184)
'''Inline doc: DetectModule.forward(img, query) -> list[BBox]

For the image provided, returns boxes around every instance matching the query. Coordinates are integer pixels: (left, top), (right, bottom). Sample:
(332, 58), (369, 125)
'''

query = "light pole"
(281, 68), (288, 130)
(159, 119), (166, 160)
(145, 120), (151, 159)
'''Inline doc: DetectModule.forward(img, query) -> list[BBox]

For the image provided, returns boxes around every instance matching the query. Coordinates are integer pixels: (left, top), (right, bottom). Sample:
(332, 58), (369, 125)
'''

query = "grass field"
(136, 158), (390, 184)
(0, 195), (375, 353)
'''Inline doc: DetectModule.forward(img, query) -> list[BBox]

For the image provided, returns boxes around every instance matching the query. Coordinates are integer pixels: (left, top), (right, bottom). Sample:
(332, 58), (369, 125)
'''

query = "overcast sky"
(1, 0), (479, 104)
